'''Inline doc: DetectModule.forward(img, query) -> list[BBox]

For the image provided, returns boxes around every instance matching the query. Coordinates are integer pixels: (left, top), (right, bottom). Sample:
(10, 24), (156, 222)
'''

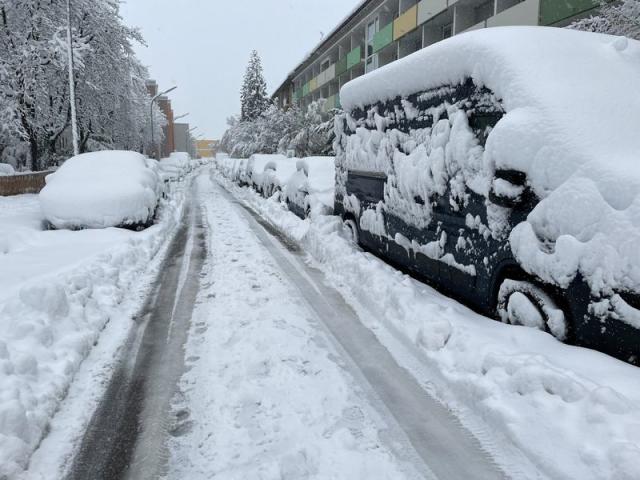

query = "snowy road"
(57, 172), (507, 479)
(165, 174), (506, 479)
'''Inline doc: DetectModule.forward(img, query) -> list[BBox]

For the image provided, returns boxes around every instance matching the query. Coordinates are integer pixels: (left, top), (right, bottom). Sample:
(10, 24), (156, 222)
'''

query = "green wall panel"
(303, 83), (310, 96)
(335, 56), (348, 76)
(373, 23), (394, 53)
(540, 0), (599, 26)
(347, 46), (362, 69)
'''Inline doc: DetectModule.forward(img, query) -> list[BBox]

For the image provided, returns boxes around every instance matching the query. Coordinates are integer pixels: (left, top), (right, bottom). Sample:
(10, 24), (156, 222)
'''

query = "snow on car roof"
(341, 26), (640, 184)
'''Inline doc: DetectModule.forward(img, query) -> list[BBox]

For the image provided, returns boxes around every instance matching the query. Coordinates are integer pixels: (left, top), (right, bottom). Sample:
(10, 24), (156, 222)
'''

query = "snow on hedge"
(0, 163), (16, 176)
(40, 151), (161, 230)
(218, 173), (640, 480)
(340, 26), (640, 296)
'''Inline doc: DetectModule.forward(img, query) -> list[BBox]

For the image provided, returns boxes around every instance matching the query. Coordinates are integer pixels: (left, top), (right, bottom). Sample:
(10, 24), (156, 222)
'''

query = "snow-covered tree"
(571, 0), (640, 39)
(0, 0), (163, 170)
(240, 50), (270, 121)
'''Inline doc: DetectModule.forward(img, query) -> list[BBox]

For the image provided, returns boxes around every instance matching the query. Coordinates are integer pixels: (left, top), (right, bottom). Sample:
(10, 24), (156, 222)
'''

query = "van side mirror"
(489, 169), (527, 209)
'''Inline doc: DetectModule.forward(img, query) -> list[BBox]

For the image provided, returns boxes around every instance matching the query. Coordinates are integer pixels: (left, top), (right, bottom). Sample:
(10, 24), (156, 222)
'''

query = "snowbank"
(216, 172), (640, 480)
(340, 26), (640, 296)
(0, 173), (191, 477)
(0, 163), (15, 176)
(40, 151), (161, 230)
(159, 152), (192, 182)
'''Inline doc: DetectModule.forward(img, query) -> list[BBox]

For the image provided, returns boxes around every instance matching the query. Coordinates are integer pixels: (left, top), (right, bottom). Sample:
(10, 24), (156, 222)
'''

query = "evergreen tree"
(240, 50), (270, 121)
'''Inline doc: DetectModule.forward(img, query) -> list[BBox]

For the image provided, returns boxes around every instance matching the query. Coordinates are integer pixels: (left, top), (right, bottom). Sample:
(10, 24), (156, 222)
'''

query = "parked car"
(260, 157), (298, 198)
(40, 151), (161, 230)
(334, 27), (640, 364)
(245, 154), (287, 193)
(285, 157), (335, 218)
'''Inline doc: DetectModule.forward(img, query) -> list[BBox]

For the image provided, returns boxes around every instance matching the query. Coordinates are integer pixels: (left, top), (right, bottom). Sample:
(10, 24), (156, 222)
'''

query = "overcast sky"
(120, 0), (362, 140)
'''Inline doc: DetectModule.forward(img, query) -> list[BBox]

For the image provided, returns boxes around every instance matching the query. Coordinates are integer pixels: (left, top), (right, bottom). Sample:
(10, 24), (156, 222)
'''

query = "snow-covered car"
(40, 151), (161, 230)
(260, 157), (298, 198)
(285, 157), (335, 218)
(159, 151), (192, 181)
(0, 163), (15, 176)
(245, 154), (287, 193)
(335, 27), (640, 364)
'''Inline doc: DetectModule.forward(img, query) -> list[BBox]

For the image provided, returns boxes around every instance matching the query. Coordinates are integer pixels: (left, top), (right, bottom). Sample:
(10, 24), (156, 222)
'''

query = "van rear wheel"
(497, 279), (568, 341)
(343, 218), (360, 245)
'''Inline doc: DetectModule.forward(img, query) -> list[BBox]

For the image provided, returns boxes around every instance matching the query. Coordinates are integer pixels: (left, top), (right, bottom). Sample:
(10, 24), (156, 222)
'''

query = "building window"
(321, 59), (331, 72)
(474, 0), (495, 23)
(442, 23), (453, 39)
(365, 17), (380, 73)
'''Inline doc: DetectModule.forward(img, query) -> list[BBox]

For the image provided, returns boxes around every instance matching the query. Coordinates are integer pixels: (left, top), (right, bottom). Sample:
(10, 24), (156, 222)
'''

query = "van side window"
(347, 171), (387, 204)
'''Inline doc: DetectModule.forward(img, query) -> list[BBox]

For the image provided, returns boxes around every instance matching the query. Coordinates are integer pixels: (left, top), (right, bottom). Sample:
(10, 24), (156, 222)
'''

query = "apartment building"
(273, 0), (602, 111)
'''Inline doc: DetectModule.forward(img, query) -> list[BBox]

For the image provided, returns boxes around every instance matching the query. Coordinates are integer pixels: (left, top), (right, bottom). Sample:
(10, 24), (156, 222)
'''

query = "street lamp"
(174, 113), (190, 122)
(66, 0), (79, 156)
(150, 85), (177, 159)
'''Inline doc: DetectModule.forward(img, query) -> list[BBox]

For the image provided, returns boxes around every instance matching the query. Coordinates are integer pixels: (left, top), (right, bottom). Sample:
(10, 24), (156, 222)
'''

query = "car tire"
(497, 279), (568, 341)
(343, 218), (360, 245)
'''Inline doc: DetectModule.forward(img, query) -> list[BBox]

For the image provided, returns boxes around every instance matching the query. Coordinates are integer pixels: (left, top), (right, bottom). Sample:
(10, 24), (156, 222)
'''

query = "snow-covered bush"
(0, 163), (16, 176)
(571, 0), (640, 39)
(40, 151), (161, 230)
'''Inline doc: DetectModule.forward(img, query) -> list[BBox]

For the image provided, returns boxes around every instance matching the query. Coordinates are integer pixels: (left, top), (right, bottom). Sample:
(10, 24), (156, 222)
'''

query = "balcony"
(373, 23), (394, 53)
(540, 0), (599, 26)
(347, 46), (362, 69)
(393, 5), (418, 41)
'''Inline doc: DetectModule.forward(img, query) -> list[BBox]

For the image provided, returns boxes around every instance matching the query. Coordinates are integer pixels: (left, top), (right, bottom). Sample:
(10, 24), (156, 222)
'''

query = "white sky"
(120, 0), (362, 140)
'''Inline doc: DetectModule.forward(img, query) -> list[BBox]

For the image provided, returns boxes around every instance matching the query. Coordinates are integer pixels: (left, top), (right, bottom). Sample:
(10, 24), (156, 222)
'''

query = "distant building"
(196, 140), (219, 159)
(174, 123), (197, 158)
(273, 0), (603, 111)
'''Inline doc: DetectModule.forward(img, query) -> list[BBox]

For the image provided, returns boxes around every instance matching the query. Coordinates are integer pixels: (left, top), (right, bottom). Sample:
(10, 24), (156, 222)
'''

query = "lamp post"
(66, 0), (79, 156)
(174, 113), (190, 122)
(150, 86), (177, 159)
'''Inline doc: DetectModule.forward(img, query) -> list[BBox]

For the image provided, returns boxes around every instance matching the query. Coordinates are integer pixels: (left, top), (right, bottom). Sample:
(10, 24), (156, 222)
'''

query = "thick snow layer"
(40, 151), (161, 230)
(0, 174), (190, 477)
(218, 171), (640, 480)
(340, 27), (640, 295)
(0, 163), (15, 176)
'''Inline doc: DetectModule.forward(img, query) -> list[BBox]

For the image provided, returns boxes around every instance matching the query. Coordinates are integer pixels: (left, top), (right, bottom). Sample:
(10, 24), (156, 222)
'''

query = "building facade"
(273, 0), (602, 111)
(174, 123), (197, 158)
(196, 139), (220, 159)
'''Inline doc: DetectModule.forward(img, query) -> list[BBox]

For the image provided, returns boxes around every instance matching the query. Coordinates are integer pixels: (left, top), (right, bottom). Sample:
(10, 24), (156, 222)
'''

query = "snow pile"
(0, 163), (16, 176)
(217, 172), (640, 480)
(0, 175), (191, 478)
(340, 26), (640, 296)
(40, 151), (161, 230)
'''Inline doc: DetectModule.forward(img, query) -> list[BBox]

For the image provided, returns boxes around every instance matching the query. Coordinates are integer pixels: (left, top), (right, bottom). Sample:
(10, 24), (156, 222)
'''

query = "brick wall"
(0, 171), (52, 196)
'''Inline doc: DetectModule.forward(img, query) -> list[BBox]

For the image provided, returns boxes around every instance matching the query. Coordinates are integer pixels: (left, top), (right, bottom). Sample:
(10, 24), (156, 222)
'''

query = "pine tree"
(240, 50), (270, 121)
(571, 0), (640, 40)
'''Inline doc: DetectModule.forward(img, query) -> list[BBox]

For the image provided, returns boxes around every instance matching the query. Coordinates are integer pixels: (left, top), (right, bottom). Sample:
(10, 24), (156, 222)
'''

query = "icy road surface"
(166, 174), (506, 479)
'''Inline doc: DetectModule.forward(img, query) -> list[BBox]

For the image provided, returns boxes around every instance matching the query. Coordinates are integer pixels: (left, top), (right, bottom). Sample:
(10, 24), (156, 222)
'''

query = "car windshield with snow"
(335, 26), (640, 364)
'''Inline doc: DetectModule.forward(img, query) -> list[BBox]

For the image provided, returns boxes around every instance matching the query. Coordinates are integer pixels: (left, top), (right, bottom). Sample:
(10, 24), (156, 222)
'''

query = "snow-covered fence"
(0, 171), (52, 196)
